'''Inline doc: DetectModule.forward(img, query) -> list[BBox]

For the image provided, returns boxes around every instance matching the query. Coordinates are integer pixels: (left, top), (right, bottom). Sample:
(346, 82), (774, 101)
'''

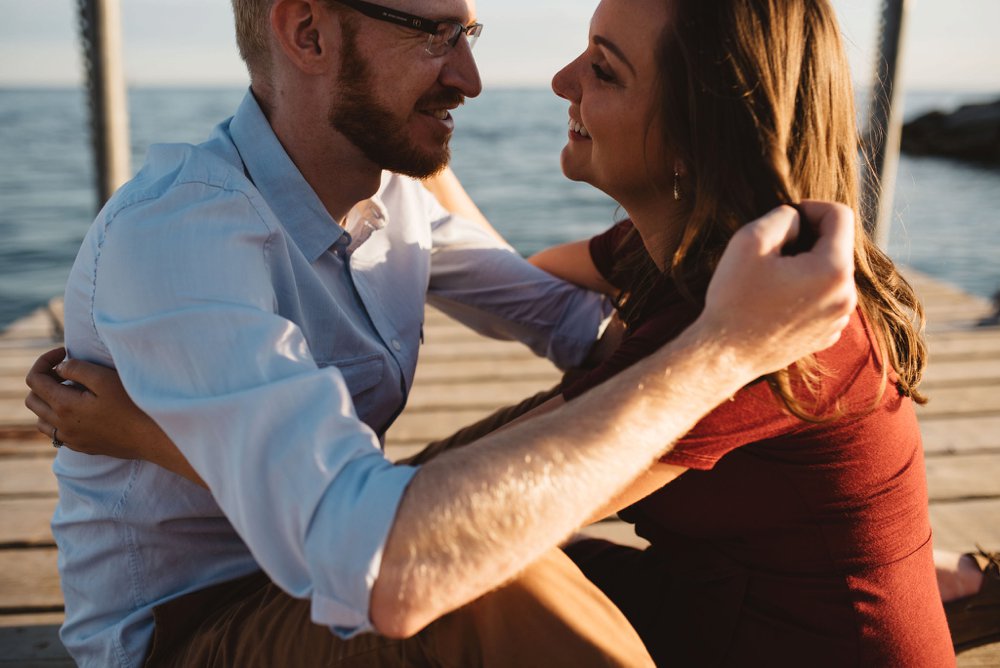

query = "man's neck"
(258, 87), (384, 224)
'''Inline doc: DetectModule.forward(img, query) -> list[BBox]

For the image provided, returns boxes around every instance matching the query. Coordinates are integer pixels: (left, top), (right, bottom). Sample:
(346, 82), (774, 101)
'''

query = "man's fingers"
(798, 200), (856, 273)
(744, 205), (801, 255)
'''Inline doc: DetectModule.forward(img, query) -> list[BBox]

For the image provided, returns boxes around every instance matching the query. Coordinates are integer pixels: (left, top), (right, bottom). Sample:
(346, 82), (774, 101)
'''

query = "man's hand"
(371, 201), (857, 637)
(696, 201), (857, 379)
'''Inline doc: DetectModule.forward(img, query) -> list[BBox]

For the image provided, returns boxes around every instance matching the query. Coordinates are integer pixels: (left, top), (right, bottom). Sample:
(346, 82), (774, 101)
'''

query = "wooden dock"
(2, 271), (999, 665)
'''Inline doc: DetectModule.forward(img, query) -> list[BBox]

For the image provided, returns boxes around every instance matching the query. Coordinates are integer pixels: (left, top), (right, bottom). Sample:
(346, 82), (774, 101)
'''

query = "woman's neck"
(625, 195), (686, 272)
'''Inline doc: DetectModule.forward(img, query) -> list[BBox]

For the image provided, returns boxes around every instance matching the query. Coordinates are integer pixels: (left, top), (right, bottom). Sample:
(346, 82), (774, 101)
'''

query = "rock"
(901, 97), (1000, 164)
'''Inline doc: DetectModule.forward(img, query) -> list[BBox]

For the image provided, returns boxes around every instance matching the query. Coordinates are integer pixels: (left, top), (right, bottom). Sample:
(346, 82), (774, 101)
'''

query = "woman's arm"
(422, 168), (617, 297)
(25, 348), (206, 487)
(528, 240), (618, 296)
(421, 168), (507, 244)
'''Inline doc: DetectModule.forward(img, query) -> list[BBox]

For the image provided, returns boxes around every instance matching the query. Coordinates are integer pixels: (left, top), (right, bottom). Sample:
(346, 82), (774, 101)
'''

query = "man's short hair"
(232, 0), (346, 81)
(232, 0), (272, 79)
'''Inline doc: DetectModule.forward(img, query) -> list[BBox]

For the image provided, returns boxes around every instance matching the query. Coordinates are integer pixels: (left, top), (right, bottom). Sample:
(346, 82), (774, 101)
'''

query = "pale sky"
(0, 0), (998, 91)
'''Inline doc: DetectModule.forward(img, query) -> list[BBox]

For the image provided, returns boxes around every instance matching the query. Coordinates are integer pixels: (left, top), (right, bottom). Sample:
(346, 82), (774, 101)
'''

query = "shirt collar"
(228, 90), (347, 263)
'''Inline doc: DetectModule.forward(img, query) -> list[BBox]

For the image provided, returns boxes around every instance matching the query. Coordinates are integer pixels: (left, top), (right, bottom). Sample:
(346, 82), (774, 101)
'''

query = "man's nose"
(440, 37), (483, 99)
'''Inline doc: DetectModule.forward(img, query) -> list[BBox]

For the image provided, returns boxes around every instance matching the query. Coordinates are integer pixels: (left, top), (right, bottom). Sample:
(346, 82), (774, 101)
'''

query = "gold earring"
(673, 171), (681, 201)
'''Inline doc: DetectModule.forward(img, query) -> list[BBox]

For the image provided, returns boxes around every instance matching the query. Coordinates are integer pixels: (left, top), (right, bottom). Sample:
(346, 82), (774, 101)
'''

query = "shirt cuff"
(547, 291), (614, 370)
(304, 456), (419, 636)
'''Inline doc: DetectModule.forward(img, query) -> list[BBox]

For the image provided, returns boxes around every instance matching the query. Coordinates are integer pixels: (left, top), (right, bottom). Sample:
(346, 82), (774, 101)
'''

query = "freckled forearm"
(370, 321), (745, 634)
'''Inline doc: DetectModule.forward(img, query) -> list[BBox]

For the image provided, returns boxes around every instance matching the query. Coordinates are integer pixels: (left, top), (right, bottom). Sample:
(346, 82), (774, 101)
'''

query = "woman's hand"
(24, 348), (205, 486)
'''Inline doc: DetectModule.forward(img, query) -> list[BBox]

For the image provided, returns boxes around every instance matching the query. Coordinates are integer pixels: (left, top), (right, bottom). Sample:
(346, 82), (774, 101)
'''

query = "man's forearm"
(372, 202), (857, 636)
(371, 320), (748, 636)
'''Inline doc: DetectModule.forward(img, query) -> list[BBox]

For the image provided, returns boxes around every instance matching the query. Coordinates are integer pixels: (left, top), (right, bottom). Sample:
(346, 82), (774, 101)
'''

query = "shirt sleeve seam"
(91, 179), (278, 347)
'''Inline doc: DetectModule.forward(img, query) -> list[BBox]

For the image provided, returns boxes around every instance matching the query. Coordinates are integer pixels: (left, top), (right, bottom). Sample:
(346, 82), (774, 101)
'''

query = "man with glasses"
(31, 0), (856, 665)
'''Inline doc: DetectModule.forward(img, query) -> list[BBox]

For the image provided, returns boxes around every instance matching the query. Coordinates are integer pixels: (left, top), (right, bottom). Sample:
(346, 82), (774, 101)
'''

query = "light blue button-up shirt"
(53, 91), (609, 667)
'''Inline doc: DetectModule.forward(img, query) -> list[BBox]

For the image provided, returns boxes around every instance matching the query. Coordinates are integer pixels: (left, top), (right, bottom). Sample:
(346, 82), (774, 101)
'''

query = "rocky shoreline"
(901, 97), (1000, 165)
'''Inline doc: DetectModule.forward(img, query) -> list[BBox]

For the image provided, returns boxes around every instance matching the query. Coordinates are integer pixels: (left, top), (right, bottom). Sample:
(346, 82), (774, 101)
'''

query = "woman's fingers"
(25, 391), (54, 423)
(26, 361), (86, 410)
(25, 391), (58, 435)
(52, 357), (120, 397)
(25, 347), (67, 389)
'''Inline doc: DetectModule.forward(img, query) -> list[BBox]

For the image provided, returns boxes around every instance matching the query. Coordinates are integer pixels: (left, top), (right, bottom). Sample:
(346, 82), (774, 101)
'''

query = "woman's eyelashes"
(591, 62), (616, 83)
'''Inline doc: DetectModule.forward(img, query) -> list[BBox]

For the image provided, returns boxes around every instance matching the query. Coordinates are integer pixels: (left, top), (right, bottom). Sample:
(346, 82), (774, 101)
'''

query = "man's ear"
(270, 0), (337, 75)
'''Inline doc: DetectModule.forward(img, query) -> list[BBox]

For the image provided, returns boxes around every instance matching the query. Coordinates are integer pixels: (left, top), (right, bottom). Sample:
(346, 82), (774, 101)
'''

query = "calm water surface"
(1, 87), (998, 329)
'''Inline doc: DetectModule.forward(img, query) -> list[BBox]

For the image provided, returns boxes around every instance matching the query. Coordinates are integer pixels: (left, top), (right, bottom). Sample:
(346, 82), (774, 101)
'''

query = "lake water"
(1, 87), (998, 329)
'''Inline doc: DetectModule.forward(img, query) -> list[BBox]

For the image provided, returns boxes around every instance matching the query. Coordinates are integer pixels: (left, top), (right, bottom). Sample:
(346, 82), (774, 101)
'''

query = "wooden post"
(861, 0), (912, 248)
(78, 0), (131, 208)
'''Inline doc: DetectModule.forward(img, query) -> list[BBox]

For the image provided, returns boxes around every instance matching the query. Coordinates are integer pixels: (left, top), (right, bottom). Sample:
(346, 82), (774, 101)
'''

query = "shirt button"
(391, 339), (402, 351)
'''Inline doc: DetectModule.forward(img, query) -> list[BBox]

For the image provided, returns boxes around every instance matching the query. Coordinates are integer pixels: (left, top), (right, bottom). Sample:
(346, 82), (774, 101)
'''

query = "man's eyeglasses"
(330, 0), (483, 57)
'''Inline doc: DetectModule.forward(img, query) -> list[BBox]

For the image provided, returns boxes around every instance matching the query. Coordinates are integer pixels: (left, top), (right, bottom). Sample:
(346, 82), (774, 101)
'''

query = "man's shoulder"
(104, 138), (265, 227)
(92, 141), (277, 256)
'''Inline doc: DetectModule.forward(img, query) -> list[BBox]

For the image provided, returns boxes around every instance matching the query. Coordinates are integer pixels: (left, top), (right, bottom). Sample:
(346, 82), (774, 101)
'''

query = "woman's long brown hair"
(618, 0), (927, 419)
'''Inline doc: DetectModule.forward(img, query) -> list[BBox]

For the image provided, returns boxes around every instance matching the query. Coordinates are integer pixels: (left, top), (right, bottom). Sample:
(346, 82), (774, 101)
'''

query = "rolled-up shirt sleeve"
(423, 195), (612, 370)
(89, 181), (414, 636)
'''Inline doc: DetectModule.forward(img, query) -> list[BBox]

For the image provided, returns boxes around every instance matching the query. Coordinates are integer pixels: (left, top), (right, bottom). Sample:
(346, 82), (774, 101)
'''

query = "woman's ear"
(271, 0), (337, 75)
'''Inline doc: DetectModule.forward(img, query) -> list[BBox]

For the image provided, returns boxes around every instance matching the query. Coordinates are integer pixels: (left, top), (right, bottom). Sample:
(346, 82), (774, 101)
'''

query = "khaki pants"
(145, 386), (654, 667)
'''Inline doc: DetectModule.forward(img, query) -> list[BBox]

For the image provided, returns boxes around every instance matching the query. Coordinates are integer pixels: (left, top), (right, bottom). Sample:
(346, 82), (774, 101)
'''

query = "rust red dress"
(561, 221), (955, 667)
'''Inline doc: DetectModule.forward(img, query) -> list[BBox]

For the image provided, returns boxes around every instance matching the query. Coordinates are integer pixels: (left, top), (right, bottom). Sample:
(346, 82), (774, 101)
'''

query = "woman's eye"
(591, 63), (615, 82)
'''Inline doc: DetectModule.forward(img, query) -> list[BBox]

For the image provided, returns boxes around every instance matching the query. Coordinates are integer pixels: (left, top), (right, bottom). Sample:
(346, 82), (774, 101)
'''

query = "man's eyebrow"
(593, 35), (636, 75)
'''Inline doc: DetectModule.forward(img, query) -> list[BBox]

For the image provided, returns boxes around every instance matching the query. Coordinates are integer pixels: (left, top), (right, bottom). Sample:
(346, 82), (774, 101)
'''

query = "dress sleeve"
(661, 311), (875, 470)
(658, 381), (801, 469)
(588, 219), (637, 288)
(88, 182), (415, 637)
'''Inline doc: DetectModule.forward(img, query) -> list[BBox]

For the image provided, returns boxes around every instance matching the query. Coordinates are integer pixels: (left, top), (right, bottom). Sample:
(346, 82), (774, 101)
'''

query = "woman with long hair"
(515, 0), (953, 664)
(26, 0), (958, 664)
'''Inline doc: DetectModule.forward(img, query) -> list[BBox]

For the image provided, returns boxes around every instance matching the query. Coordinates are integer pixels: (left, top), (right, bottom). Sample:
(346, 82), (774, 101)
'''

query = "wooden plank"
(0, 548), (61, 610)
(0, 613), (71, 668)
(957, 642), (1000, 667)
(915, 384), (1000, 418)
(925, 454), (1000, 502)
(577, 520), (650, 550)
(384, 443), (425, 462)
(0, 437), (53, 458)
(386, 408), (499, 445)
(922, 358), (1000, 388)
(0, 350), (47, 374)
(0, 308), (59, 343)
(0, 498), (56, 547)
(0, 398), (37, 429)
(926, 331), (1000, 360)
(920, 416), (1000, 455)
(0, 459), (57, 497)
(418, 339), (547, 361)
(929, 499), (1000, 553)
(406, 379), (555, 411)
(412, 357), (558, 383)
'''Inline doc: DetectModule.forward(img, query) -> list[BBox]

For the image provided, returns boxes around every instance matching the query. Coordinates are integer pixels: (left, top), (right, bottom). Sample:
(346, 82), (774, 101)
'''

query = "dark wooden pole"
(861, 0), (912, 248)
(78, 0), (131, 209)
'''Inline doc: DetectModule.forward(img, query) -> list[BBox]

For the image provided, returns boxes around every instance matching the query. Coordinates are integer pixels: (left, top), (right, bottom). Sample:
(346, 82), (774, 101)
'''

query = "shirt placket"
(333, 213), (412, 437)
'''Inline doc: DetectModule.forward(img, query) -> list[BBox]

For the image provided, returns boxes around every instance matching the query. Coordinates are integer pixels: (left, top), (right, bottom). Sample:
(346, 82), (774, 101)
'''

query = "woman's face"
(552, 0), (672, 207)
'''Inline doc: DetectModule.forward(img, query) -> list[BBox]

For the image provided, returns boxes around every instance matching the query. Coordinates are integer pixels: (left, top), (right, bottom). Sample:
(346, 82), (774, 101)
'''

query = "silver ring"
(52, 428), (64, 449)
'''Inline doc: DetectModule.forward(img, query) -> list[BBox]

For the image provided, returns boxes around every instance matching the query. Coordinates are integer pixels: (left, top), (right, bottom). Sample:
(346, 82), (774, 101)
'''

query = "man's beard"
(330, 23), (462, 178)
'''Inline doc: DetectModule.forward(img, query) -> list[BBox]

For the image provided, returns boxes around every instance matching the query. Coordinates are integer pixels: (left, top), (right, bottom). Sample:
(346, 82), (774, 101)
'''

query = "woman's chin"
(559, 154), (590, 185)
